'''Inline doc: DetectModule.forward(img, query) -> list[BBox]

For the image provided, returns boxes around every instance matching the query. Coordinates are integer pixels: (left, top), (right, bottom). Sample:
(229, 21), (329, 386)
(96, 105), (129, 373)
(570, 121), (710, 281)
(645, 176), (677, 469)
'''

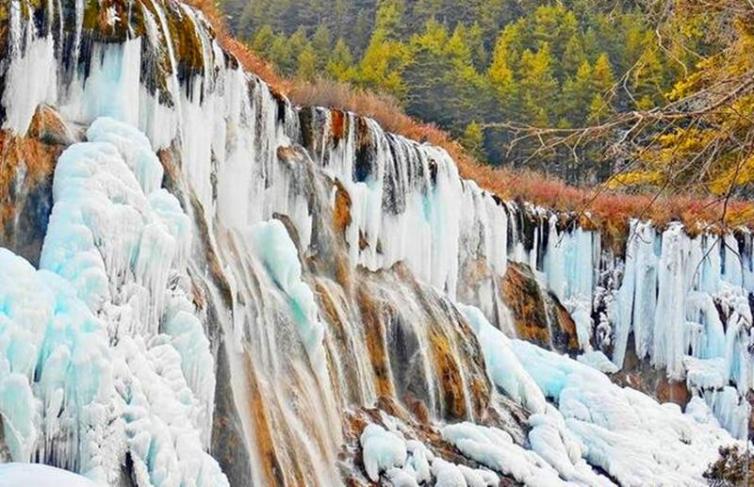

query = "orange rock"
(242, 354), (289, 486)
(656, 376), (690, 408)
(330, 109), (347, 145)
(333, 180), (352, 238)
(501, 262), (550, 347)
(357, 287), (395, 399)
(27, 105), (74, 146)
(548, 292), (580, 354)
(427, 324), (468, 419)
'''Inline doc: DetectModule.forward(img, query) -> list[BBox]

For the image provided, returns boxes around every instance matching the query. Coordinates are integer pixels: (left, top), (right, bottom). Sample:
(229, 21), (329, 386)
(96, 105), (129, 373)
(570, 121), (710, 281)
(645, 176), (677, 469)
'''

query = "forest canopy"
(216, 0), (754, 204)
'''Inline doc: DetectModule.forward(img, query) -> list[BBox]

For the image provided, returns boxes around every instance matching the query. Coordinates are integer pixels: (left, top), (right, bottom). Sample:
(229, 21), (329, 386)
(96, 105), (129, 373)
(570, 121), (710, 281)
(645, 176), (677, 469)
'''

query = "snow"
(0, 463), (97, 487)
(359, 424), (407, 481)
(577, 351), (619, 374)
(163, 295), (216, 444)
(86, 117), (165, 195)
(459, 304), (546, 414)
(360, 423), (501, 486)
(117, 336), (228, 487)
(512, 339), (740, 486)
(684, 356), (726, 391)
(0, 248), (111, 472)
(441, 422), (568, 486)
(431, 458), (471, 487)
(406, 440), (433, 484)
(456, 303), (742, 486)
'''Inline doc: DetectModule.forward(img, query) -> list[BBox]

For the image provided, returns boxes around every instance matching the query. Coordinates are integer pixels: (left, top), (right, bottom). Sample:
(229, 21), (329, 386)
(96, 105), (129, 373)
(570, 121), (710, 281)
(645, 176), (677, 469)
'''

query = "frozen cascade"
(0, 0), (751, 484)
(0, 116), (225, 485)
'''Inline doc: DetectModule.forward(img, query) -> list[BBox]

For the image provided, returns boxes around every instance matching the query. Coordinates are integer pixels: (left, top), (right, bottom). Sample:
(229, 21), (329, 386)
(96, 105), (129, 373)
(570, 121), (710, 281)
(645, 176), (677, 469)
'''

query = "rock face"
(0, 1), (751, 486)
(502, 262), (550, 348)
(0, 105), (67, 265)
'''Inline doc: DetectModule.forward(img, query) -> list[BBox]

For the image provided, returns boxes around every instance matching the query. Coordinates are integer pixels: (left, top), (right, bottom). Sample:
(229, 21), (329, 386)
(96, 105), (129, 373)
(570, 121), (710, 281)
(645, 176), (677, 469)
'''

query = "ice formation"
(0, 0), (751, 485)
(359, 421), (501, 487)
(459, 305), (741, 486)
(250, 220), (327, 376)
(511, 339), (739, 486)
(0, 115), (226, 485)
(360, 424), (407, 481)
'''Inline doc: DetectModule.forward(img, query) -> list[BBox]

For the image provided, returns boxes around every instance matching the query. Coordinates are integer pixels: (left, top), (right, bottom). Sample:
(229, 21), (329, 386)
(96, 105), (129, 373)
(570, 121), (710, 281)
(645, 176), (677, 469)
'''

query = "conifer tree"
(249, 25), (275, 58)
(297, 43), (318, 81)
(488, 25), (521, 116)
(228, 0), (698, 185)
(462, 121), (485, 159)
(559, 60), (594, 126)
(519, 43), (558, 126)
(327, 38), (356, 81)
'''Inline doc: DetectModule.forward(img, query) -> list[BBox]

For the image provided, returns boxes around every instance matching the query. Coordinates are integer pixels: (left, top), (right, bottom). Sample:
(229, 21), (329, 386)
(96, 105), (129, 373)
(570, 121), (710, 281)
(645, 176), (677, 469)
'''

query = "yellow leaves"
(587, 94), (610, 123)
(724, 204), (754, 227)
(357, 31), (410, 98)
(607, 170), (664, 189)
(708, 153), (754, 196)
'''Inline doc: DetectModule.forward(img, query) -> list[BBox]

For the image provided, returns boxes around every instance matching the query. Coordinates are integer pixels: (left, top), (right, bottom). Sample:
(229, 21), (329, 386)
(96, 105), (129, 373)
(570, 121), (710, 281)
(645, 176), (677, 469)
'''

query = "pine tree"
(631, 45), (666, 110)
(465, 22), (489, 69)
(592, 53), (615, 93)
(374, 0), (405, 39)
(268, 35), (293, 75)
(530, 4), (578, 70)
(488, 25), (521, 115)
(518, 43), (558, 126)
(279, 27), (309, 75)
(327, 38), (356, 81)
(403, 20), (452, 125)
(312, 24), (332, 55)
(297, 43), (318, 81)
(249, 25), (275, 58)
(559, 60), (593, 126)
(461, 121), (485, 159)
(562, 34), (586, 79)
(357, 31), (409, 97)
(587, 92), (611, 123)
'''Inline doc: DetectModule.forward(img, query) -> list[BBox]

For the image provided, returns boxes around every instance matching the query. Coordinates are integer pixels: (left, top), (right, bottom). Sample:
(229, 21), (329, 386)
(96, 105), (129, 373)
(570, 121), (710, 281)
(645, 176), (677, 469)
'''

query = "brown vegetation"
(704, 445), (754, 486)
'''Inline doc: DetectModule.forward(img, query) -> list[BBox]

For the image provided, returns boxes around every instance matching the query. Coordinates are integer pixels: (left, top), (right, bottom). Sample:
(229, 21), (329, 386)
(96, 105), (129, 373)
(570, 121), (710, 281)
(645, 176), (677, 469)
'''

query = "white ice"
(0, 463), (97, 487)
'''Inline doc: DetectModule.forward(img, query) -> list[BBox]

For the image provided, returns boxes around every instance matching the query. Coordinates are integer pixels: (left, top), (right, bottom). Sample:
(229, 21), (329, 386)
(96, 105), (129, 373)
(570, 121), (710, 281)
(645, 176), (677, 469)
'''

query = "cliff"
(0, 1), (751, 486)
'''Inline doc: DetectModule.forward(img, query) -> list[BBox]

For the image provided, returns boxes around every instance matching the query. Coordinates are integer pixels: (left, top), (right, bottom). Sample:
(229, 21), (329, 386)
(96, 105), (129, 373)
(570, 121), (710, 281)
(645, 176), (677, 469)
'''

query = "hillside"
(0, 1), (752, 486)
(219, 0), (745, 187)
(195, 0), (753, 244)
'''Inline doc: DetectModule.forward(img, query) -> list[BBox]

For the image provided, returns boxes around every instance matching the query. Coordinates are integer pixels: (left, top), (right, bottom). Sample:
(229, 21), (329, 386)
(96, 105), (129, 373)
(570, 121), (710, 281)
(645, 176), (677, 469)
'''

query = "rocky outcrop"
(0, 106), (69, 265)
(502, 263), (550, 348)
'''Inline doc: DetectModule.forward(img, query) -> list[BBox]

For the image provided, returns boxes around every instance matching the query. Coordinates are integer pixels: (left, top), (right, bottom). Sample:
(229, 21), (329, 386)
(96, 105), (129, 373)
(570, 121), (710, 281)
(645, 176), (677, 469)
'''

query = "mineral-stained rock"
(502, 262), (550, 347)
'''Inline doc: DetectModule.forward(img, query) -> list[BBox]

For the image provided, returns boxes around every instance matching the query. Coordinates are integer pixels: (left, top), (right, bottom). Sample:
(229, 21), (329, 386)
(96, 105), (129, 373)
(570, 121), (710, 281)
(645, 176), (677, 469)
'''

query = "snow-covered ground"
(0, 463), (97, 487)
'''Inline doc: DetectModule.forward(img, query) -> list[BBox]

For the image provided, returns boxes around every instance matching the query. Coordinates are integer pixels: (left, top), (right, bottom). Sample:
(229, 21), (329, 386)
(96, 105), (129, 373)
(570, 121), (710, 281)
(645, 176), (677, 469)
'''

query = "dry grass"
(186, 1), (754, 237)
